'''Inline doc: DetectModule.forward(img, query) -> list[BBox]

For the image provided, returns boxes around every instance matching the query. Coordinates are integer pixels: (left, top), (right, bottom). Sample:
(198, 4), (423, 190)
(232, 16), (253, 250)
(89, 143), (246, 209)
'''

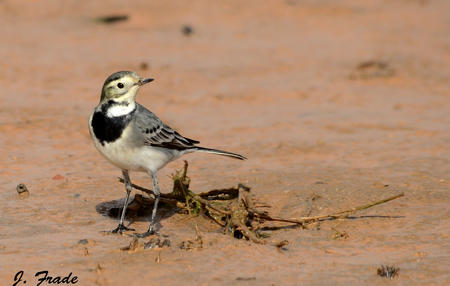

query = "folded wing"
(134, 104), (199, 151)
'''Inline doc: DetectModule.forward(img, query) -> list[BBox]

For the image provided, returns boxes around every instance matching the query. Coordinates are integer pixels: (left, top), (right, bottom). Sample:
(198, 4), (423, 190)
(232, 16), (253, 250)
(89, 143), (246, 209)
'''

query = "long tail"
(191, 146), (247, 160)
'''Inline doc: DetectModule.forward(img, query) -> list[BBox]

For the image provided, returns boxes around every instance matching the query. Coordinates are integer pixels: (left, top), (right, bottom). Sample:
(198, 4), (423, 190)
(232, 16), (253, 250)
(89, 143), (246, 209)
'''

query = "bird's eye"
(117, 83), (124, 89)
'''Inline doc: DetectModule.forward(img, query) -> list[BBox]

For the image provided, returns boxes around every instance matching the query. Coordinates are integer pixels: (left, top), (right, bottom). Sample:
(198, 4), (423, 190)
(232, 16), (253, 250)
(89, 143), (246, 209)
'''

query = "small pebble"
(16, 183), (29, 195)
(77, 239), (96, 246)
(78, 239), (89, 245)
(181, 25), (194, 36)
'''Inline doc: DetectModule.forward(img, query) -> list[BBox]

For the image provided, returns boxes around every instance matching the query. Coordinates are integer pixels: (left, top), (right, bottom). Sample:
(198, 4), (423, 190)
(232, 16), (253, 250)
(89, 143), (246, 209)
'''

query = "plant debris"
(112, 161), (404, 247)
(331, 228), (349, 240)
(155, 251), (161, 263)
(144, 237), (171, 249)
(179, 224), (203, 250)
(377, 265), (399, 278)
(121, 237), (140, 252)
(120, 237), (171, 251)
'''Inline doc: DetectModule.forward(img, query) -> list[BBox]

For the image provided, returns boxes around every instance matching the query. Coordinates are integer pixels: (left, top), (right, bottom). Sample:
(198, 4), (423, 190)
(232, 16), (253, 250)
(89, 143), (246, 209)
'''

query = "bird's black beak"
(138, 78), (154, 86)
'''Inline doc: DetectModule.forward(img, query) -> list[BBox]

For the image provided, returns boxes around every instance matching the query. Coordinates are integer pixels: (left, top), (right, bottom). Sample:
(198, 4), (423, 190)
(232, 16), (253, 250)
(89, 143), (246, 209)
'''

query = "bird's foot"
(134, 229), (157, 238)
(110, 224), (135, 234)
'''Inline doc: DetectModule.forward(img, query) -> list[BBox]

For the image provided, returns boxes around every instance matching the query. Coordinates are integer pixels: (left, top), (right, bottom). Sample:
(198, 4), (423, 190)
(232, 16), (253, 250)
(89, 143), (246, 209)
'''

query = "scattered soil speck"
(332, 228), (349, 240)
(236, 277), (256, 281)
(144, 237), (171, 249)
(139, 62), (149, 70)
(96, 15), (129, 24)
(181, 25), (194, 36)
(78, 239), (89, 245)
(349, 60), (395, 79)
(52, 174), (64, 180)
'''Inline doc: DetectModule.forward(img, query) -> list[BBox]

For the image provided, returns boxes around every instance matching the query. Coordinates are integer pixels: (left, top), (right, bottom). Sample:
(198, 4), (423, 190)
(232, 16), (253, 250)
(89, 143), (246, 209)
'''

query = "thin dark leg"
(148, 174), (160, 233)
(111, 170), (135, 234)
(135, 172), (160, 238)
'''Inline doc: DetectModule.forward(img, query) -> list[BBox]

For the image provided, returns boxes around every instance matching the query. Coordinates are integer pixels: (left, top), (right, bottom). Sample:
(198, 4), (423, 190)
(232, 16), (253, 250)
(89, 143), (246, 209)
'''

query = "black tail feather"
(192, 146), (246, 160)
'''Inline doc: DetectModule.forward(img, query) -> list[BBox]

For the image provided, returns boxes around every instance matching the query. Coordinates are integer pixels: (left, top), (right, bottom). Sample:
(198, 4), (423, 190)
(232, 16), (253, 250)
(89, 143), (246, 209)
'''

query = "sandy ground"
(1, 0), (449, 285)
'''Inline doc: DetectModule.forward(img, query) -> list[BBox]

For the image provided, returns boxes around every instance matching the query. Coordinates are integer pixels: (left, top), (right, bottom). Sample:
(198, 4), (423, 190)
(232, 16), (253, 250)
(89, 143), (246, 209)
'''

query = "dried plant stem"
(118, 177), (231, 215)
(116, 162), (404, 247)
(252, 193), (405, 226)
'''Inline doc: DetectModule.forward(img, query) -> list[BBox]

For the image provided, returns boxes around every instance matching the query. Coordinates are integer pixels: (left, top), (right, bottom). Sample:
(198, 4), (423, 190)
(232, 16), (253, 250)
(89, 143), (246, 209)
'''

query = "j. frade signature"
(13, 270), (78, 286)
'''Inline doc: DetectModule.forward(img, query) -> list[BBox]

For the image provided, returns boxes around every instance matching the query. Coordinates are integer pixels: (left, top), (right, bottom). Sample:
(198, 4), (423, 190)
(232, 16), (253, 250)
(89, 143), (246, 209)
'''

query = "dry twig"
(117, 161), (404, 246)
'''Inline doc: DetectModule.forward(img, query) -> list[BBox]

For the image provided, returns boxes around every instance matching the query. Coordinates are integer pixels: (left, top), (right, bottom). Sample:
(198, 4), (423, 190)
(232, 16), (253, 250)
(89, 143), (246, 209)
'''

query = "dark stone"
(181, 25), (194, 36)
(78, 239), (89, 245)
(16, 183), (29, 194)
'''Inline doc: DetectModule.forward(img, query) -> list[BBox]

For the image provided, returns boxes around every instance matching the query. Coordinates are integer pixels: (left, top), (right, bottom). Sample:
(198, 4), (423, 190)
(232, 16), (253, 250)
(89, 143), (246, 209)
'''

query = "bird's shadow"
(95, 194), (177, 227)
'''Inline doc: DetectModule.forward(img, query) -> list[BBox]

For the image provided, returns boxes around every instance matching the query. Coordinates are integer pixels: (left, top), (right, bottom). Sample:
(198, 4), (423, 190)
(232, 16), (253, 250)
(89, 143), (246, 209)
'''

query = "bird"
(89, 71), (246, 237)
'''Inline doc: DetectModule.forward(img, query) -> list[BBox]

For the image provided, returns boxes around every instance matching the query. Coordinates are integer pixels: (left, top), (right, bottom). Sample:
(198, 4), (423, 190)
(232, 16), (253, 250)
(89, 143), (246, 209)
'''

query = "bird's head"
(100, 71), (153, 103)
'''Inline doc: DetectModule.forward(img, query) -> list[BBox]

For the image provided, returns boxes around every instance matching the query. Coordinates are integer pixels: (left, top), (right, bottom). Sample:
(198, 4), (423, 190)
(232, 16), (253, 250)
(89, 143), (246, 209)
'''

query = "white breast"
(106, 102), (136, 117)
(89, 116), (181, 173)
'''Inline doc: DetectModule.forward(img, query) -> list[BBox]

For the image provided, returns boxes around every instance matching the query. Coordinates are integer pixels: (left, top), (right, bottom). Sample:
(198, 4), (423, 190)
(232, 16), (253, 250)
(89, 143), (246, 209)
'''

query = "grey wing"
(134, 104), (199, 150)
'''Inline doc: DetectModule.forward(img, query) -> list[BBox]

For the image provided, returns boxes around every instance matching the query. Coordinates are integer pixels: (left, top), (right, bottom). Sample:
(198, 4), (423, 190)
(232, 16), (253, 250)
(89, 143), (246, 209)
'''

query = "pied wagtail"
(89, 71), (246, 237)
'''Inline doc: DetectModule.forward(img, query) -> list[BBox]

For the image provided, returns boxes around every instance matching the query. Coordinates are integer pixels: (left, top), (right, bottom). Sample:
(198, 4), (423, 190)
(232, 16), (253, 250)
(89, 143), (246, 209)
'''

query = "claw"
(134, 229), (157, 238)
(111, 224), (135, 234)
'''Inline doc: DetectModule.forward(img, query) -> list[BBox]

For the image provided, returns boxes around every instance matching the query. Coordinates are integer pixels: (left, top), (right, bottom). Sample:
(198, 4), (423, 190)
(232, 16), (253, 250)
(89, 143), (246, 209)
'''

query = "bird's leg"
(135, 172), (160, 238)
(111, 170), (135, 234)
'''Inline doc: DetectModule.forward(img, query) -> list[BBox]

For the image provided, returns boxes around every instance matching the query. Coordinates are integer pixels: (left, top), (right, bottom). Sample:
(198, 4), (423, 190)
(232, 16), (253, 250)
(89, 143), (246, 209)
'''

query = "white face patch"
(106, 102), (136, 117)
